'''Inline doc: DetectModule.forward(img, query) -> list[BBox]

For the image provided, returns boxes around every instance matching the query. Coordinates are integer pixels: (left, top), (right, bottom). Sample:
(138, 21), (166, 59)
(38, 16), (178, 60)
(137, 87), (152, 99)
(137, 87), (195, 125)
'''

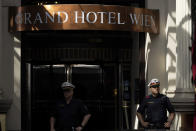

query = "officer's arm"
(136, 112), (149, 127)
(50, 117), (56, 131)
(164, 112), (175, 128)
(136, 98), (149, 127)
(81, 114), (91, 128)
(165, 97), (175, 123)
(136, 112), (145, 124)
(75, 114), (91, 131)
(78, 101), (91, 129)
(167, 112), (175, 124)
(164, 97), (175, 127)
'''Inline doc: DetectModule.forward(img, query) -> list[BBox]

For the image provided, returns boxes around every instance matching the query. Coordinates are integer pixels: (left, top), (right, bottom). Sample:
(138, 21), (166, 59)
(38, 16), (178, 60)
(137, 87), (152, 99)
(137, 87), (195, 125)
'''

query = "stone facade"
(146, 0), (194, 130)
(0, 0), (194, 130)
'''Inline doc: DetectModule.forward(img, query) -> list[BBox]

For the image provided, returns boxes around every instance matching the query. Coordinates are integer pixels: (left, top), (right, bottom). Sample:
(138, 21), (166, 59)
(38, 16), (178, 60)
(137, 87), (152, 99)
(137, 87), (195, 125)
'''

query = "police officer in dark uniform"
(50, 82), (91, 131)
(136, 79), (175, 130)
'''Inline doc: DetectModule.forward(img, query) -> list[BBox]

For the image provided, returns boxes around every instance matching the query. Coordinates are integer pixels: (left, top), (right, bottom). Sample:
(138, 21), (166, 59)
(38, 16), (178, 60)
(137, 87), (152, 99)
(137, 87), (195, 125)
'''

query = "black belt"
(56, 127), (75, 131)
(146, 122), (170, 129)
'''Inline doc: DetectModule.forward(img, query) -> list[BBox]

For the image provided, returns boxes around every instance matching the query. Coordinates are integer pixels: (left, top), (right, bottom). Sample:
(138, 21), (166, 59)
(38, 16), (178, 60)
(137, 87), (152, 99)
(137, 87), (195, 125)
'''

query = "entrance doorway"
(28, 63), (132, 131)
(21, 30), (145, 131)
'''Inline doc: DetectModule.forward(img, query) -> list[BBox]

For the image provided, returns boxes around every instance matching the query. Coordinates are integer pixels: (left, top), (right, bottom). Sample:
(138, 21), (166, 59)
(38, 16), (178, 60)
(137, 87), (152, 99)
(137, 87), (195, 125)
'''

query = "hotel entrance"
(21, 30), (144, 131)
(28, 63), (132, 131)
(5, 1), (160, 130)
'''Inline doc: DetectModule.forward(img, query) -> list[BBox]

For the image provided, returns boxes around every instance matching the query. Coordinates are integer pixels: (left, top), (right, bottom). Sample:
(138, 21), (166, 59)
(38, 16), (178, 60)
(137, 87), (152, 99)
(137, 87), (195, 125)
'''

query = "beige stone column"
(0, 114), (6, 131)
(0, 0), (21, 131)
(146, 0), (194, 130)
(174, 0), (194, 99)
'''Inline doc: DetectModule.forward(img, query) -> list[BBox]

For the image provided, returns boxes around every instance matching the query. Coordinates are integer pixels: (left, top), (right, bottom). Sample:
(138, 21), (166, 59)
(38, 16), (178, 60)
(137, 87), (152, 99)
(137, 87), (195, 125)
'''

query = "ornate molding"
(170, 98), (195, 112)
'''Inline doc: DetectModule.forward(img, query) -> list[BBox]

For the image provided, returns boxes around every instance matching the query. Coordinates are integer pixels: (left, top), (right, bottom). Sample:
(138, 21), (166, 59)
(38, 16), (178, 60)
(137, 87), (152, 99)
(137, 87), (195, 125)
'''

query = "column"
(173, 0), (194, 110)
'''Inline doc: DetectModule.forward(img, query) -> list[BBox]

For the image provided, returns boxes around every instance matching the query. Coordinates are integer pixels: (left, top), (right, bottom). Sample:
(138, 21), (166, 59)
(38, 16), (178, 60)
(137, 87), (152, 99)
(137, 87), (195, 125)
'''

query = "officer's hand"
(141, 122), (149, 128)
(50, 128), (55, 131)
(75, 126), (83, 131)
(164, 121), (171, 128)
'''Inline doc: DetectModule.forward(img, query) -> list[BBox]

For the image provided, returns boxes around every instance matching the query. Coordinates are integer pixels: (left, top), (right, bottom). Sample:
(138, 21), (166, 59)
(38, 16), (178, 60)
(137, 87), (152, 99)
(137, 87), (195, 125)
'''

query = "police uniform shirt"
(137, 93), (175, 123)
(51, 99), (90, 129)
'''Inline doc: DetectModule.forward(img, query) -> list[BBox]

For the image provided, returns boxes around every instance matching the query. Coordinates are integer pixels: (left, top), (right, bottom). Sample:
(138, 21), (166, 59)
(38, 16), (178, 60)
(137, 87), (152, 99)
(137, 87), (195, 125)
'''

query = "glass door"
(119, 64), (132, 130)
(71, 64), (119, 131)
(30, 64), (121, 131)
(31, 65), (66, 131)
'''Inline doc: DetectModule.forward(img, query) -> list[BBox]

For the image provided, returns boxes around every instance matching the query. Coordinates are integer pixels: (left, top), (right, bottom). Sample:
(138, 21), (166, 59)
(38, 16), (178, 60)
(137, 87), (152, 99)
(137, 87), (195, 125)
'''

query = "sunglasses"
(63, 89), (72, 92)
(150, 85), (160, 88)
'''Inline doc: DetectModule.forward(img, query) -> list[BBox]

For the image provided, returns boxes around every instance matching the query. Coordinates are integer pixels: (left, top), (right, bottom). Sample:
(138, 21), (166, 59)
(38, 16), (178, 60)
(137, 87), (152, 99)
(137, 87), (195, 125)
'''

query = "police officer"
(136, 79), (175, 129)
(50, 82), (91, 131)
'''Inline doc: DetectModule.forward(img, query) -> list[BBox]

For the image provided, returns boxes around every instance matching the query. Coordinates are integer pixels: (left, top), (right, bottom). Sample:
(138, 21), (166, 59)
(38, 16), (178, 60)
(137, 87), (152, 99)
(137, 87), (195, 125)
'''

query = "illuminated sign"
(9, 4), (159, 34)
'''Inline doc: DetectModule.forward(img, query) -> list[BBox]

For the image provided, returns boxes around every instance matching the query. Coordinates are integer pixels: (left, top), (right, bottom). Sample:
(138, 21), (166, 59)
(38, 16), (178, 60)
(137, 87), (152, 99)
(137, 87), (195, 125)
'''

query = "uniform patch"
(146, 96), (150, 98)
(58, 104), (65, 108)
(147, 101), (154, 104)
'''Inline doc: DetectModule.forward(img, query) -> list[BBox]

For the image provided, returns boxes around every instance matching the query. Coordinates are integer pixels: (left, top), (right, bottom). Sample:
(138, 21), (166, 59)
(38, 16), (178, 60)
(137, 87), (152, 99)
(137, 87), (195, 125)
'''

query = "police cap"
(148, 78), (160, 88)
(61, 82), (75, 90)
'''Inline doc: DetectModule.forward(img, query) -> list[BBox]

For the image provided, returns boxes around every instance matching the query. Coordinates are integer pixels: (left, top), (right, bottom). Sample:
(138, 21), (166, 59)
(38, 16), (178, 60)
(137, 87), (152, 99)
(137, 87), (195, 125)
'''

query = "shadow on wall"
(146, 0), (192, 97)
(145, 0), (193, 131)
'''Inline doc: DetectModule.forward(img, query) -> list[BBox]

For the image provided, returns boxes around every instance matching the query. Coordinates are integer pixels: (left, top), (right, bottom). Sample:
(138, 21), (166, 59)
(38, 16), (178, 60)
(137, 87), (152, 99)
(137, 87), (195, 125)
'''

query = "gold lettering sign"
(9, 4), (159, 34)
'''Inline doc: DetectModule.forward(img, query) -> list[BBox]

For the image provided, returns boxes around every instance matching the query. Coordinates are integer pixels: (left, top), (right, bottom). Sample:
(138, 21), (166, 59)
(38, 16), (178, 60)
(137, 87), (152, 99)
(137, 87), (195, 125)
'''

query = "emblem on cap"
(148, 78), (160, 87)
(61, 82), (75, 89)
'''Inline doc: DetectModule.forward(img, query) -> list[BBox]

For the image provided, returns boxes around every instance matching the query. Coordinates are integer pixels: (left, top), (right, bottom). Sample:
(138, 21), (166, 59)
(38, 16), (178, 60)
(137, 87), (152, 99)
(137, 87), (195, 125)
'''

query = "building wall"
(145, 0), (169, 95)
(146, 0), (194, 130)
(0, 0), (21, 131)
(0, 0), (194, 130)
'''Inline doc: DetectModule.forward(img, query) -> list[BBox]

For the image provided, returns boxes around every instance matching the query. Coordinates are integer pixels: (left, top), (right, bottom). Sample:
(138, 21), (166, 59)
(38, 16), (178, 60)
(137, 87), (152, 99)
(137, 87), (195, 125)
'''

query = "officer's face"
(150, 86), (160, 95)
(63, 87), (74, 99)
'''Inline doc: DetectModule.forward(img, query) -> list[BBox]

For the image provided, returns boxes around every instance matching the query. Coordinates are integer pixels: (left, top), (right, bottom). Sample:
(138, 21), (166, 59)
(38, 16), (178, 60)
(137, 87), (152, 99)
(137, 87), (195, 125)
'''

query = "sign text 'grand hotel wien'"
(9, 4), (159, 34)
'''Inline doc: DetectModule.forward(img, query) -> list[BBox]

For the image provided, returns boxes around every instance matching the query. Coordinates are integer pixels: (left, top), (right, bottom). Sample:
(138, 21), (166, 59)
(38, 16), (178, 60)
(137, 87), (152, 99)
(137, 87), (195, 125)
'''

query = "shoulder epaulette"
(161, 94), (166, 98)
(160, 94), (167, 101)
(146, 96), (150, 99)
